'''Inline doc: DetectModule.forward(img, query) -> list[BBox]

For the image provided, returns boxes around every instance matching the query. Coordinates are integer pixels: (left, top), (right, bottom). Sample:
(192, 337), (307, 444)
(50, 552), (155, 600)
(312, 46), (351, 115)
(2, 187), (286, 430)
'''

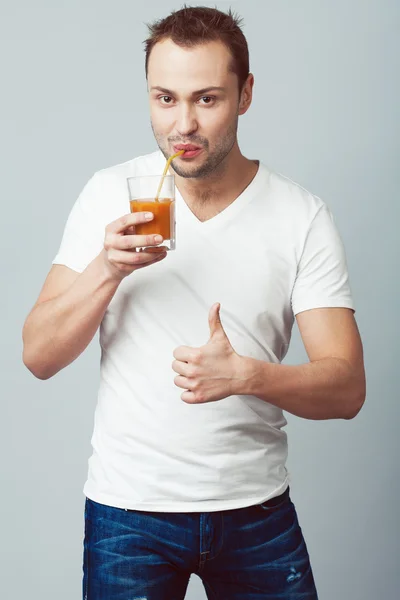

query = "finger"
(181, 391), (197, 403)
(135, 250), (168, 263)
(208, 302), (222, 337)
(106, 211), (154, 235)
(132, 250), (168, 265)
(174, 375), (191, 389)
(173, 346), (197, 362)
(108, 248), (167, 266)
(172, 360), (192, 377)
(113, 233), (164, 251)
(133, 252), (167, 270)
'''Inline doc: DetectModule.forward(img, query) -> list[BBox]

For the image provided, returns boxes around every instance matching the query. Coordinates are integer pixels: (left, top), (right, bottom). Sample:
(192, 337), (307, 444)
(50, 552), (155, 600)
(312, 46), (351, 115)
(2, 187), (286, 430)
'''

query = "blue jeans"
(83, 486), (319, 599)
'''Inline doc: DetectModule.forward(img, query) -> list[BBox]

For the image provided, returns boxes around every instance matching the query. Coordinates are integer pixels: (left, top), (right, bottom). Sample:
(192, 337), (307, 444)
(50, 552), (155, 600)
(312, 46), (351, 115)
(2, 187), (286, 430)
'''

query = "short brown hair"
(144, 5), (250, 93)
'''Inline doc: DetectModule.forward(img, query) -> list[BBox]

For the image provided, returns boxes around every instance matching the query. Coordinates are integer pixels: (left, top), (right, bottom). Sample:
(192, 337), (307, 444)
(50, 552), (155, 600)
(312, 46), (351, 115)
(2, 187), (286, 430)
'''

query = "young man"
(23, 6), (366, 599)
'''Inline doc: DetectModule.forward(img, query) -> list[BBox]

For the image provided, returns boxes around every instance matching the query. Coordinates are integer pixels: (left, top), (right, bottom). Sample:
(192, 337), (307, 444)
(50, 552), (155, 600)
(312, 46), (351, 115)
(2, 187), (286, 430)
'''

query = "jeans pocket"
(259, 486), (290, 512)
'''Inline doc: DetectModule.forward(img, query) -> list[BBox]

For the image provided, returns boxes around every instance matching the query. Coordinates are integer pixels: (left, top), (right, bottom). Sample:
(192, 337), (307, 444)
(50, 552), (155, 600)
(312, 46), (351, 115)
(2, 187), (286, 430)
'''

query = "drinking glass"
(127, 174), (176, 251)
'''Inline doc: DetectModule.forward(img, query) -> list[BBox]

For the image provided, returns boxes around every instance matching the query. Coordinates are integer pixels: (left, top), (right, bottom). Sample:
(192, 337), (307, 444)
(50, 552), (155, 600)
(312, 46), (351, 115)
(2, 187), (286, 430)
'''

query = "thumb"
(208, 303), (227, 339)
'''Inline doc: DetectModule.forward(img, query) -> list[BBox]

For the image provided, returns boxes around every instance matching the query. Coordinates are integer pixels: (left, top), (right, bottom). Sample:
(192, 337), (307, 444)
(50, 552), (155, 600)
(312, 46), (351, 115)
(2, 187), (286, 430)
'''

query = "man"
(22, 5), (366, 599)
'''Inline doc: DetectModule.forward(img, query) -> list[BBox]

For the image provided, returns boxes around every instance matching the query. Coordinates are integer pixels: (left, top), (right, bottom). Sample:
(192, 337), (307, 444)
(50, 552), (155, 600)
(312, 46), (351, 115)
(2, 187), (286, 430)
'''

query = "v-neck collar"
(172, 158), (267, 230)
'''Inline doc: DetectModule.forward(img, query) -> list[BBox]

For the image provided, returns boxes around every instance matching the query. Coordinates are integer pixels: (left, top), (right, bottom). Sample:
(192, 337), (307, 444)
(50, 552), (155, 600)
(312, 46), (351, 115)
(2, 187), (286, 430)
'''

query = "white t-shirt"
(53, 150), (355, 512)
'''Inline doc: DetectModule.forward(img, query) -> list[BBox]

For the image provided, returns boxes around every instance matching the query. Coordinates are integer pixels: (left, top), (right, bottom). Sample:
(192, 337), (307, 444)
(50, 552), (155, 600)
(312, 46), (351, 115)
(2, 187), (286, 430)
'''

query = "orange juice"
(130, 199), (174, 240)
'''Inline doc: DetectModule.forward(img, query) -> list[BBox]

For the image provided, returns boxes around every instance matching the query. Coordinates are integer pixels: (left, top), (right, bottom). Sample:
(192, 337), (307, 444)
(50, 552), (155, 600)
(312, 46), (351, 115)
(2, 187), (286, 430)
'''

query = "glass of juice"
(127, 174), (176, 251)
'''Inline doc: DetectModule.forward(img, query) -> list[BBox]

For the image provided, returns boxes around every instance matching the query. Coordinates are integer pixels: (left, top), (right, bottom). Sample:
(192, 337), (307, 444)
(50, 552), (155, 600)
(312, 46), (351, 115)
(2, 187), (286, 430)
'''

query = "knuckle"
(120, 215), (129, 228)
(187, 366), (196, 379)
(124, 236), (134, 250)
(190, 379), (199, 390)
(104, 232), (116, 251)
(192, 351), (201, 366)
(107, 248), (114, 261)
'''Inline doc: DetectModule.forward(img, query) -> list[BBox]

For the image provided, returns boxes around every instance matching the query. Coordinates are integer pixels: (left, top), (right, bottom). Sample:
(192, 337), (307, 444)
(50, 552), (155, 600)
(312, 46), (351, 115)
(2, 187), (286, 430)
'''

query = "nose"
(175, 103), (198, 137)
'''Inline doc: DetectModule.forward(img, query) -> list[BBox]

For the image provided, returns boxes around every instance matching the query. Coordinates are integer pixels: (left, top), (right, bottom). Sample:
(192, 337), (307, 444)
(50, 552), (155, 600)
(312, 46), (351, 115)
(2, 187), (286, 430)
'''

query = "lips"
(173, 144), (202, 152)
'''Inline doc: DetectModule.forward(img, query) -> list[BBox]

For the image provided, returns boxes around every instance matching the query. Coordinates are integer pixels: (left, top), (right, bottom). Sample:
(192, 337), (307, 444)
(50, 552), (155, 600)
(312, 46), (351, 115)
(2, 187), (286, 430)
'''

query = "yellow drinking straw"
(155, 150), (185, 201)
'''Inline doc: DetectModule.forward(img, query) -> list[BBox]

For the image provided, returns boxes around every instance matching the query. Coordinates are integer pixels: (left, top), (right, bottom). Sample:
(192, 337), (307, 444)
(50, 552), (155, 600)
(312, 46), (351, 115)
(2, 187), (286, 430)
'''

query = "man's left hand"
(172, 303), (243, 404)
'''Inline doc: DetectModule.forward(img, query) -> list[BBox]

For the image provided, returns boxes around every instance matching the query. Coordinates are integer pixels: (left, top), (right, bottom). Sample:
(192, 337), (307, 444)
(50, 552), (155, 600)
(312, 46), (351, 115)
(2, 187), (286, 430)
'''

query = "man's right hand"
(23, 211), (168, 379)
(103, 211), (168, 281)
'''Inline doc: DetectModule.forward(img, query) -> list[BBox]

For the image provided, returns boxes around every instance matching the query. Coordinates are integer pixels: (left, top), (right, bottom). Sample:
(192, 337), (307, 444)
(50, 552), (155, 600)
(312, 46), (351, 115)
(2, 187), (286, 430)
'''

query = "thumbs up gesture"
(172, 303), (243, 404)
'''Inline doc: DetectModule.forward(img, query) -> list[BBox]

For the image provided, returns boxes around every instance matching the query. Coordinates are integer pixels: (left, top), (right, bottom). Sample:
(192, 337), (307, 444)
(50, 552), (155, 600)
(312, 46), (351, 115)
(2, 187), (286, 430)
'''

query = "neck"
(170, 143), (259, 220)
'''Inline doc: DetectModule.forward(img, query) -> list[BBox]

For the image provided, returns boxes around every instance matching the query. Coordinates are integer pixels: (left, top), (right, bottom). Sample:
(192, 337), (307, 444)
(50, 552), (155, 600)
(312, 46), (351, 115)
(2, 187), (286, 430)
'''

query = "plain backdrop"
(1, 1), (399, 598)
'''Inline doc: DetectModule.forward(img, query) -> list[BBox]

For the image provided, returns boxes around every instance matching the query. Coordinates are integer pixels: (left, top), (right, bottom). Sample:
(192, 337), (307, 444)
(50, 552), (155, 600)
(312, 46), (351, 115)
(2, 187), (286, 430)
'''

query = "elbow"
(33, 369), (53, 381)
(22, 349), (54, 380)
(344, 389), (366, 420)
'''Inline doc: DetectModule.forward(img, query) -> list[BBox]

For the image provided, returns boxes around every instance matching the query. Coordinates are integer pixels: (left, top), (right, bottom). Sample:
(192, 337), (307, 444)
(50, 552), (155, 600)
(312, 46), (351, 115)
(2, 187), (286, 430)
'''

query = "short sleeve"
(291, 203), (356, 316)
(52, 173), (105, 273)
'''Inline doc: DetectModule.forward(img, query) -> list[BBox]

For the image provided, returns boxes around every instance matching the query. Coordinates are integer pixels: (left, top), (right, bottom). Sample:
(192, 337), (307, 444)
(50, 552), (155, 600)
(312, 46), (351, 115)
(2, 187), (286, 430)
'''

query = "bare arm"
(236, 308), (366, 420)
(22, 211), (167, 379)
(22, 258), (119, 379)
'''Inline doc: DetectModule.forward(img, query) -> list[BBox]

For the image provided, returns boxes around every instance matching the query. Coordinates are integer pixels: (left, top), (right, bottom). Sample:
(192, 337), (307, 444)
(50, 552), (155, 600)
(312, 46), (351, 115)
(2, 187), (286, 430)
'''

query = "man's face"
(147, 38), (243, 179)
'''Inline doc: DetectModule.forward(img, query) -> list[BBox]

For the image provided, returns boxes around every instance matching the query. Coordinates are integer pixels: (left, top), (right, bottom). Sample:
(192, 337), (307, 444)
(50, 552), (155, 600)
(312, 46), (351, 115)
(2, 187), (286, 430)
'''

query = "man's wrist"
(97, 250), (126, 286)
(231, 354), (263, 397)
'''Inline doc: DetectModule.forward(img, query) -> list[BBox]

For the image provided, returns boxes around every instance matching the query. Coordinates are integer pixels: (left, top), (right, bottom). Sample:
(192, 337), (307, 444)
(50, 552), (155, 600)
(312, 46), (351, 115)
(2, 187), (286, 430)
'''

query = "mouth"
(173, 144), (203, 159)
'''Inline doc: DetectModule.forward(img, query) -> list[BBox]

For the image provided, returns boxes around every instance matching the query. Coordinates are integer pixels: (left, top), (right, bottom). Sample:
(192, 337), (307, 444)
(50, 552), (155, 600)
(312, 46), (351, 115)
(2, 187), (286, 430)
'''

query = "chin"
(170, 157), (203, 177)
(174, 165), (210, 179)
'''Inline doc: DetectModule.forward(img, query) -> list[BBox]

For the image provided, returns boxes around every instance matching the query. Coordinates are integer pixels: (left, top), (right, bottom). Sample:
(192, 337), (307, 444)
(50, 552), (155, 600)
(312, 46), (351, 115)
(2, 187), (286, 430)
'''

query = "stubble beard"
(151, 117), (238, 180)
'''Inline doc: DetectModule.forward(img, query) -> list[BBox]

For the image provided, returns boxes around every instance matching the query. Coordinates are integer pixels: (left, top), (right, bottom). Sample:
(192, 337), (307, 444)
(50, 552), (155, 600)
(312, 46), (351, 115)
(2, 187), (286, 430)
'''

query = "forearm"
(23, 253), (120, 379)
(236, 356), (365, 420)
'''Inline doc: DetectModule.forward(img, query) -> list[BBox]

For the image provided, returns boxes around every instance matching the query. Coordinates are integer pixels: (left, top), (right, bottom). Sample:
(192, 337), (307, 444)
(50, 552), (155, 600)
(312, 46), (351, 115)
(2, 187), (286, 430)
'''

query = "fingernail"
(154, 235), (163, 243)
(145, 212), (153, 220)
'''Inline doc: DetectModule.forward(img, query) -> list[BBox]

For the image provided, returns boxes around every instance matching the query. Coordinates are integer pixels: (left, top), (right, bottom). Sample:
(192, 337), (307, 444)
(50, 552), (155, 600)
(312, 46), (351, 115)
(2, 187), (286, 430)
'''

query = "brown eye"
(199, 96), (215, 105)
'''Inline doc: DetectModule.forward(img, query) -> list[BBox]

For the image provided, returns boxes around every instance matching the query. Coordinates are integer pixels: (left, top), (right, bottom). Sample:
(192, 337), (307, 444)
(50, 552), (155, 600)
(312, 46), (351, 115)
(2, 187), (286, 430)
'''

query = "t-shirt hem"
(83, 477), (290, 513)
(52, 257), (85, 273)
(292, 298), (355, 316)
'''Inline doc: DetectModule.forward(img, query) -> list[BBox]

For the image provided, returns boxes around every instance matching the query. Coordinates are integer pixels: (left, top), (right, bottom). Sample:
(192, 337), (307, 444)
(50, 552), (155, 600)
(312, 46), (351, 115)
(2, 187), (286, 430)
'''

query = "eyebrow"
(150, 86), (226, 95)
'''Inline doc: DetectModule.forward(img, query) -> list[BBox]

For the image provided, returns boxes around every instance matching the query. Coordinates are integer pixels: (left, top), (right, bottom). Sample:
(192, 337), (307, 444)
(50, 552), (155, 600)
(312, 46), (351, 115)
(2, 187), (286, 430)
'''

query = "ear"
(238, 73), (254, 116)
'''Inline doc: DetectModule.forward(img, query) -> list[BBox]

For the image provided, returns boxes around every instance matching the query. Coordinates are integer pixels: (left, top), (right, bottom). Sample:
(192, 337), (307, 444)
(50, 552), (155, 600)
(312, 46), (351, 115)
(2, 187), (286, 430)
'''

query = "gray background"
(1, 0), (399, 598)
